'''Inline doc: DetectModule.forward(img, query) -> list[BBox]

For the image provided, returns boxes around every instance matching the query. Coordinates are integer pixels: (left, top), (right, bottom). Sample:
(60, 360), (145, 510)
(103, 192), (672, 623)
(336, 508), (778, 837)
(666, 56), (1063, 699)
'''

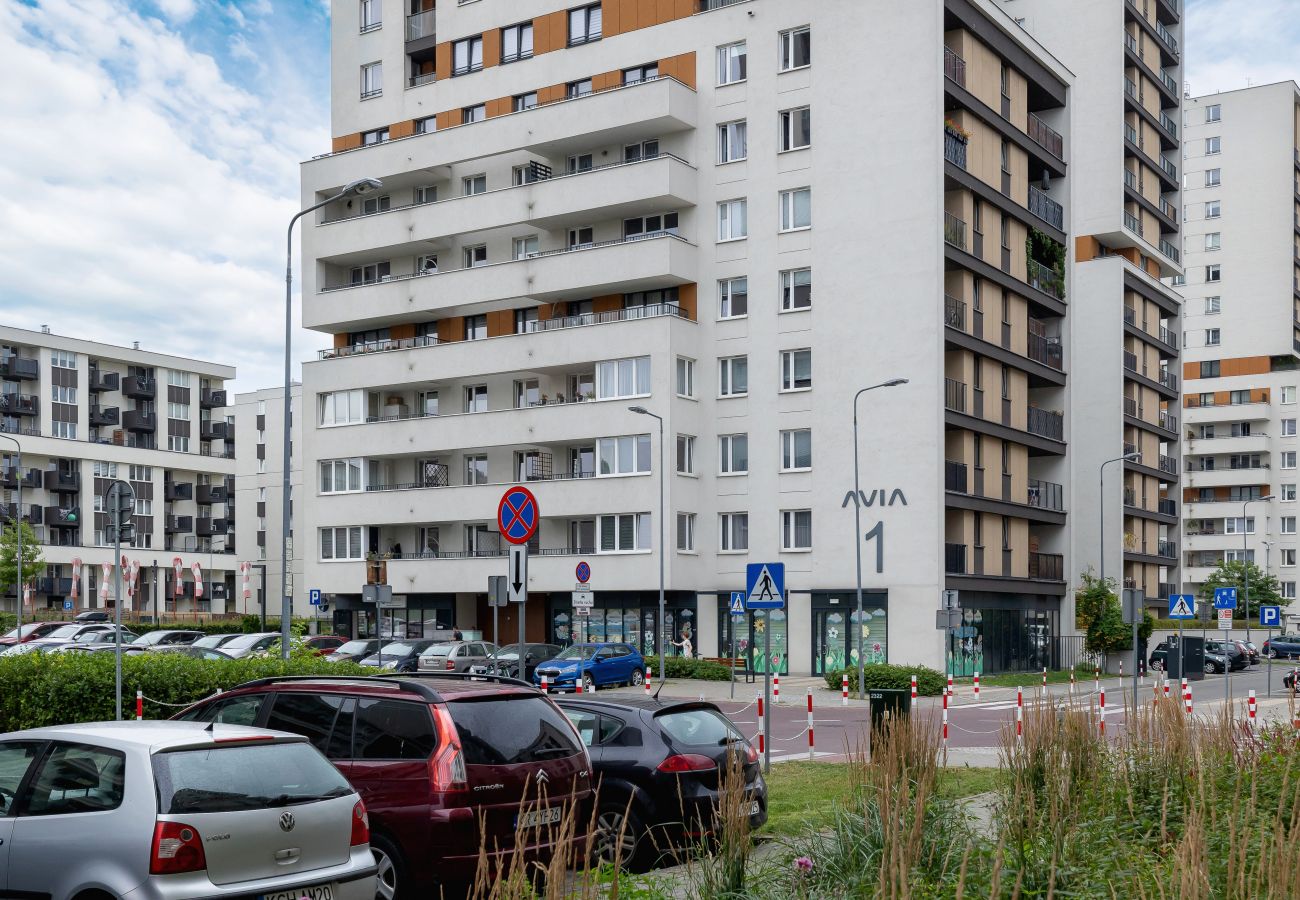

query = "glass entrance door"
(813, 610), (848, 675)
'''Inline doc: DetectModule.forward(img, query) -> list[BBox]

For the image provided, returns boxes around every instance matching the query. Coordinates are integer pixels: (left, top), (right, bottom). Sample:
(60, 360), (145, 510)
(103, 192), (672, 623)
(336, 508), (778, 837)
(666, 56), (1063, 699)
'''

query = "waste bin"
(867, 688), (911, 727)
(1166, 636), (1205, 681)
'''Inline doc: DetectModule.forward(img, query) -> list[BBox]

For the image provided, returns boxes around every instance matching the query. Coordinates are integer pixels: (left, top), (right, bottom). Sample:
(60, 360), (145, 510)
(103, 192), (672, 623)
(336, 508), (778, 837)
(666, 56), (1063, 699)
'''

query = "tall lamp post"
(629, 406), (665, 684)
(282, 177), (382, 659)
(1242, 495), (1274, 644)
(851, 378), (908, 699)
(1099, 450), (1141, 583)
(0, 436), (22, 624)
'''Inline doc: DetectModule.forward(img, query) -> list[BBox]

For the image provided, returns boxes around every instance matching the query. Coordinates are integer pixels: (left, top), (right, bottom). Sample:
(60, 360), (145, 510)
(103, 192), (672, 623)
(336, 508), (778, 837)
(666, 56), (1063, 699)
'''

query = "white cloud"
(1185, 0), (1300, 96)
(154, 0), (196, 24)
(0, 0), (329, 392)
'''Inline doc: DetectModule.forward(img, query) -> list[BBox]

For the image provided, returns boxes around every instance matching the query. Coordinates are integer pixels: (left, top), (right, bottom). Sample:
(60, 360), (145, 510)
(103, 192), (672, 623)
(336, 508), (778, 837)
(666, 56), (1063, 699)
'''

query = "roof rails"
(229, 674), (445, 701)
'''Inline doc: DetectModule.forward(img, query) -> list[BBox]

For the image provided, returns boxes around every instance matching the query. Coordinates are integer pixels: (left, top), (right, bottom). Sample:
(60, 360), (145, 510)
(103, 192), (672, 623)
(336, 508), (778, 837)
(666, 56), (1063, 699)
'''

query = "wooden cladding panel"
(486, 310), (514, 337)
(1183, 356), (1272, 380)
(332, 133), (362, 153)
(592, 71), (621, 92)
(389, 120), (416, 139)
(537, 84), (567, 104)
(486, 97), (512, 118)
(677, 283), (697, 320)
(533, 11), (568, 54)
(483, 28), (501, 68)
(435, 42), (452, 78)
(435, 109), (459, 130)
(1075, 236), (1100, 262)
(592, 295), (622, 314)
(437, 318), (465, 343)
(658, 52), (696, 89)
(333, 333), (349, 349)
(390, 324), (417, 341)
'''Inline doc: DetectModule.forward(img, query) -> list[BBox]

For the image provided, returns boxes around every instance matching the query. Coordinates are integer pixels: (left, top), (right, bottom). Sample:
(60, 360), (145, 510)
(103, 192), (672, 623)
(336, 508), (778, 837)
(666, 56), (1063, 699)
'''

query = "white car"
(0, 721), (376, 898)
(219, 631), (282, 659)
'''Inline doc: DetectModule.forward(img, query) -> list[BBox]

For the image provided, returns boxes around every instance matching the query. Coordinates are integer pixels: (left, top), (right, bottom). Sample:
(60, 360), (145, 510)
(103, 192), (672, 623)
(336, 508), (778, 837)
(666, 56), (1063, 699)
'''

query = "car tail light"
(744, 743), (758, 764)
(445, 658), (456, 670)
(350, 800), (370, 846)
(657, 754), (717, 774)
(429, 705), (468, 794)
(150, 821), (207, 874)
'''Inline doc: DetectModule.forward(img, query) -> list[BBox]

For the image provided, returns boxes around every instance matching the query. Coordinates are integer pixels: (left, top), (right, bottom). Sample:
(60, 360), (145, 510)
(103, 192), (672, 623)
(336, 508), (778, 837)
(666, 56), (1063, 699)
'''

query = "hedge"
(643, 655), (733, 681)
(822, 663), (946, 695)
(0, 651), (366, 732)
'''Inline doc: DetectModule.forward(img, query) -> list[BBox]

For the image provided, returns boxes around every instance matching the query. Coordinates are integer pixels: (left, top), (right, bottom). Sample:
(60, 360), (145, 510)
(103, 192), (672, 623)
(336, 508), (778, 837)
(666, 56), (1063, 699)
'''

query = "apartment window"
(625, 140), (659, 162)
(512, 92), (538, 112)
(597, 435), (651, 476)
(676, 435), (695, 474)
(464, 455), (488, 486)
(414, 185), (437, 206)
(718, 199), (748, 241)
(51, 421), (77, 440)
(359, 0), (379, 31)
(361, 127), (388, 145)
(1230, 390), (1251, 405)
(452, 36), (483, 75)
(1283, 386), (1297, 405)
(568, 3), (602, 45)
(50, 351), (77, 369)
(1205, 104), (1221, 122)
(1285, 517), (1298, 535)
(719, 512), (749, 552)
(1205, 264), (1221, 282)
(92, 461), (117, 478)
(623, 213), (678, 238)
(718, 121), (748, 163)
(1205, 168), (1221, 186)
(1205, 136), (1221, 155)
(512, 235), (538, 260)
(719, 434), (749, 475)
(568, 153), (593, 174)
(719, 277), (748, 318)
(464, 385), (487, 413)
(360, 61), (382, 98)
(1200, 361), (1220, 378)
(320, 526), (362, 560)
(1205, 232), (1221, 251)
(1284, 451), (1297, 469)
(1284, 419), (1298, 437)
(1172, 274), (1186, 286)
(319, 389), (363, 426)
(717, 41), (746, 85)
(779, 107), (811, 151)
(780, 349), (812, 391)
(1225, 517), (1255, 535)
(464, 314), (487, 341)
(320, 459), (363, 493)
(719, 356), (748, 397)
(598, 513), (651, 553)
(622, 63), (658, 84)
(781, 510), (812, 551)
(414, 117), (434, 135)
(1283, 484), (1297, 502)
(1205, 200), (1221, 218)
(463, 104), (486, 123)
(50, 384), (76, 404)
(1204, 296), (1221, 315)
(780, 268), (812, 311)
(779, 188), (811, 231)
(463, 245), (487, 268)
(779, 26), (810, 71)
(1285, 582), (1299, 600)
(595, 356), (651, 400)
(676, 357), (695, 398)
(780, 429), (812, 471)
(1205, 329), (1221, 347)
(676, 513), (696, 552)
(500, 22), (533, 63)
(462, 174), (486, 196)
(130, 465), (151, 481)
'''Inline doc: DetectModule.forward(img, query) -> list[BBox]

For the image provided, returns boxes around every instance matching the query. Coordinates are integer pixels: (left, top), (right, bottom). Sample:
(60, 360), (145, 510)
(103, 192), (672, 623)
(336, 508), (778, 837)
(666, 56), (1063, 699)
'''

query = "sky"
(0, 0), (1296, 393)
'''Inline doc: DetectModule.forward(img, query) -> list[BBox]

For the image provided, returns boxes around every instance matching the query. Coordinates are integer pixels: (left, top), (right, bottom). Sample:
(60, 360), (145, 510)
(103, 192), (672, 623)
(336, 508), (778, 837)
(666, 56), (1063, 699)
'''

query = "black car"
(555, 698), (766, 870)
(358, 639), (440, 672)
(73, 611), (109, 623)
(1262, 634), (1300, 659)
(1205, 640), (1248, 673)
(329, 638), (383, 664)
(1283, 668), (1298, 691)
(471, 643), (563, 681)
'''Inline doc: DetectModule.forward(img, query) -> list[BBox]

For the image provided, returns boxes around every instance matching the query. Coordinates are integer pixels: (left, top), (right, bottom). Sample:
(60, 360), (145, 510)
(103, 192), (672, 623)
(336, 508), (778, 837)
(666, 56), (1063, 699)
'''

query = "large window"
(779, 26), (811, 71)
(676, 357), (695, 398)
(676, 435), (695, 474)
(463, 104), (486, 124)
(319, 389), (363, 426)
(360, 61), (382, 99)
(321, 526), (363, 560)
(359, 0), (380, 31)
(717, 42), (747, 85)
(718, 121), (748, 163)
(464, 455), (488, 485)
(1205, 200), (1221, 218)
(780, 429), (812, 471)
(718, 199), (748, 242)
(779, 188), (812, 231)
(719, 356), (748, 396)
(781, 510), (812, 551)
(51, 350), (77, 369)
(780, 268), (812, 311)
(719, 433), (748, 474)
(719, 277), (748, 318)
(1205, 136), (1221, 155)
(568, 3), (602, 45)
(453, 36), (483, 75)
(622, 63), (658, 84)
(597, 435), (651, 476)
(779, 107), (811, 151)
(720, 512), (749, 552)
(598, 513), (651, 552)
(320, 458), (363, 493)
(780, 349), (812, 391)
(596, 357), (651, 400)
(1205, 168), (1221, 186)
(676, 513), (696, 552)
(501, 22), (533, 63)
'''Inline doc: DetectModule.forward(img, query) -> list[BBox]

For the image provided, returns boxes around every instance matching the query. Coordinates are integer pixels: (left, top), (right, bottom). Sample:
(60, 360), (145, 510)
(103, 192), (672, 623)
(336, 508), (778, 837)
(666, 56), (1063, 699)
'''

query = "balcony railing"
(1158, 326), (1178, 349)
(1026, 258), (1064, 300)
(200, 388), (227, 409)
(1159, 156), (1178, 181)
(1124, 210), (1143, 236)
(944, 295), (966, 331)
(945, 460), (968, 493)
(1124, 350), (1139, 372)
(87, 368), (118, 392)
(1028, 479), (1065, 512)
(1124, 77), (1138, 101)
(943, 212), (967, 251)
(1158, 454), (1179, 475)
(1160, 197), (1177, 221)
(1027, 407), (1064, 441)
(1159, 112), (1178, 137)
(945, 543), (967, 574)
(46, 470), (80, 492)
(1027, 186), (1064, 231)
(409, 71), (436, 89)
(944, 130), (968, 169)
(88, 406), (118, 427)
(1159, 239), (1181, 262)
(1160, 369), (1179, 391)
(1124, 306), (1137, 325)
(1124, 123), (1139, 146)
(405, 8), (435, 40)
(0, 357), (38, 380)
(1160, 410), (1179, 432)
(121, 375), (155, 400)
(1124, 31), (1138, 55)
(944, 378), (967, 414)
(1029, 552), (1064, 581)
(944, 46), (966, 87)
(1159, 498), (1177, 516)
(1027, 333), (1063, 370)
(1160, 70), (1178, 94)
(1155, 20), (1178, 56)
(1157, 540), (1178, 559)
(1026, 112), (1064, 160)
(0, 394), (37, 416)
(1124, 396), (1139, 417)
(164, 481), (193, 501)
(1124, 168), (1138, 192)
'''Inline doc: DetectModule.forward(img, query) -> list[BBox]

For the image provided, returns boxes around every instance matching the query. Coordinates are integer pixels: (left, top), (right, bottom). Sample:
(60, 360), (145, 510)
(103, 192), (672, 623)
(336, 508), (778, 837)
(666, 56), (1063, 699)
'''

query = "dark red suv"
(175, 674), (592, 898)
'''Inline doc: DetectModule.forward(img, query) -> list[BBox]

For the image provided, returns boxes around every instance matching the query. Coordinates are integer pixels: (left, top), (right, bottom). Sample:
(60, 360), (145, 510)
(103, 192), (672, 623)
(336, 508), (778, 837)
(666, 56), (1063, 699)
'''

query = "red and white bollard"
(773, 672), (780, 704)
(1094, 665), (1100, 695)
(974, 671), (981, 700)
(1139, 660), (1145, 685)
(645, 668), (652, 696)
(1184, 683), (1193, 715)
(1070, 670), (1076, 697)
(1249, 690), (1257, 730)
(576, 676), (584, 695)
(1016, 686), (1024, 742)
(1099, 687), (1106, 735)
(911, 674), (918, 700)
(841, 673), (849, 706)
(807, 689), (815, 760)
(1163, 679), (1170, 701)
(942, 687), (949, 749)
(947, 672), (954, 696)
(1041, 667), (1048, 698)
(541, 674), (549, 694)
(1119, 658), (1124, 679)
(136, 690), (143, 721)
(757, 694), (764, 755)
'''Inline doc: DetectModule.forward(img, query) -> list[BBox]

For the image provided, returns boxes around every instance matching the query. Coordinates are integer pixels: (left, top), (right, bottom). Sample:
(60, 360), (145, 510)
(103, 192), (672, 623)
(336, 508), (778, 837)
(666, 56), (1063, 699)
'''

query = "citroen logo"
(279, 812), (296, 832)
(535, 770), (549, 785)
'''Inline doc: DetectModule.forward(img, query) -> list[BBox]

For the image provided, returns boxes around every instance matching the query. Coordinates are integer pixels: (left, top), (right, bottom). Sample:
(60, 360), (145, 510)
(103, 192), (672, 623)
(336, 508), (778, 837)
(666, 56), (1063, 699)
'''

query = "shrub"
(643, 655), (733, 681)
(823, 663), (945, 695)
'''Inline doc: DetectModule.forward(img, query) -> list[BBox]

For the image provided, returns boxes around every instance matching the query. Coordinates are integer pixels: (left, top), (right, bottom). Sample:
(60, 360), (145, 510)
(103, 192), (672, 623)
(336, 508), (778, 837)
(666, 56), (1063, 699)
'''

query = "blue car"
(533, 642), (646, 693)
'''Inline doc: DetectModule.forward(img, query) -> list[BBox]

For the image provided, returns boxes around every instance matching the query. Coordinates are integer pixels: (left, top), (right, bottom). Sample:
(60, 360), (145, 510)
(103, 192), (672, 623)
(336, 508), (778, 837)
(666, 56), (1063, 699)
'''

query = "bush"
(643, 655), (733, 681)
(822, 663), (945, 695)
(0, 651), (367, 732)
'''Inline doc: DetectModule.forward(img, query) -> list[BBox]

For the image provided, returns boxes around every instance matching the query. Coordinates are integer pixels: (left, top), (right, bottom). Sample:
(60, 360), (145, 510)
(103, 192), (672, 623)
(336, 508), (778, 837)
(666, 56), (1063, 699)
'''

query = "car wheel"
(1204, 661), (1217, 674)
(631, 667), (645, 686)
(1150, 660), (1164, 673)
(1268, 648), (1279, 659)
(370, 834), (407, 900)
(594, 801), (646, 870)
(583, 673), (596, 694)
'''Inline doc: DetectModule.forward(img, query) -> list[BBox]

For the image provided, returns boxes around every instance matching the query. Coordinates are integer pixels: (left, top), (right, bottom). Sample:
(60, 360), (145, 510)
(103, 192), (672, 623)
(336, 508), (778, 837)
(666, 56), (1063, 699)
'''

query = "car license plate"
(262, 886), (332, 900)
(747, 801), (761, 817)
(516, 806), (563, 828)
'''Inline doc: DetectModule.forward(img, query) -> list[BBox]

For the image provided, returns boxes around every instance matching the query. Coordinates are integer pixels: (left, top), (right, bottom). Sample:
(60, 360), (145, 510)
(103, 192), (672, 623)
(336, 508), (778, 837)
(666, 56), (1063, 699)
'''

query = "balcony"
(164, 481), (193, 502)
(944, 295), (966, 331)
(0, 356), (38, 381)
(1123, 210), (1143, 237)
(1029, 553), (1064, 581)
(35, 577), (73, 596)
(122, 410), (156, 433)
(405, 8), (434, 41)
(945, 543), (967, 574)
(1160, 197), (1178, 220)
(1027, 186), (1063, 231)
(1026, 113), (1064, 160)
(196, 518), (228, 537)
(1026, 258), (1064, 300)
(1159, 239), (1181, 263)
(944, 378), (967, 414)
(199, 421), (228, 442)
(88, 406), (119, 427)
(945, 460), (968, 493)
(121, 375), (155, 400)
(944, 130), (968, 169)
(1159, 498), (1177, 517)
(0, 394), (38, 417)
(1159, 410), (1178, 432)
(1155, 20), (1178, 57)
(0, 504), (40, 525)
(196, 484), (228, 505)
(164, 515), (193, 534)
(1027, 407), (1064, 441)
(200, 388), (227, 409)
(0, 468), (41, 490)
(87, 368), (118, 392)
(1160, 369), (1179, 391)
(1158, 156), (1178, 183)
(943, 46), (966, 87)
(1158, 326), (1178, 350)
(1027, 479), (1065, 512)
(46, 470), (80, 493)
(1027, 333), (1063, 370)
(1159, 112), (1178, 138)
(1158, 454), (1179, 476)
(1158, 540), (1178, 559)
(943, 212), (967, 252)
(44, 506), (80, 529)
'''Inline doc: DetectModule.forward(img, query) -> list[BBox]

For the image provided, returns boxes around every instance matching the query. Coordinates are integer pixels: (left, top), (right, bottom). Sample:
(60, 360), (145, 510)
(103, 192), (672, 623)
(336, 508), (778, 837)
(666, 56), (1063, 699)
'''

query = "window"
(779, 188), (811, 231)
(676, 357), (695, 398)
(320, 459), (362, 493)
(597, 435), (651, 476)
(1205, 104), (1221, 122)
(718, 121), (747, 163)
(1205, 296), (1221, 315)
(719, 277), (748, 318)
(1283, 484), (1297, 502)
(1206, 264), (1221, 282)
(464, 384), (488, 412)
(414, 185), (436, 205)
(1205, 233), (1221, 251)
(319, 389), (363, 426)
(52, 385), (77, 404)
(622, 63), (658, 84)
(1283, 386), (1297, 405)
(1284, 419), (1298, 437)
(780, 268), (812, 311)
(1205, 136), (1221, 155)
(1205, 168), (1221, 186)
(1285, 517), (1298, 535)
(92, 461), (117, 478)
(320, 526), (363, 560)
(463, 104), (486, 123)
(25, 743), (125, 816)
(359, 0), (380, 30)
(718, 356), (748, 397)
(1205, 200), (1221, 218)
(129, 465), (151, 481)
(568, 153), (593, 174)
(718, 199), (747, 241)
(780, 429), (812, 471)
(780, 349), (812, 391)
(1283, 549), (1298, 567)
(598, 513), (651, 552)
(512, 235), (538, 260)
(676, 435), (695, 474)
(462, 174), (486, 196)
(568, 3), (602, 45)
(50, 421), (77, 440)
(464, 314), (487, 340)
(501, 22), (533, 63)
(717, 42), (746, 85)
(596, 357), (651, 399)
(360, 61), (382, 98)
(567, 226), (593, 248)
(622, 212), (678, 238)
(361, 127), (388, 145)
(624, 140), (659, 162)
(779, 26), (811, 71)
(464, 455), (488, 485)
(719, 433), (748, 474)
(51, 350), (77, 369)
(1284, 582), (1298, 600)
(452, 36), (483, 75)
(779, 107), (811, 151)
(720, 512), (749, 551)
(1284, 451), (1297, 469)
(781, 509), (812, 551)
(1200, 361), (1220, 378)
(676, 513), (696, 552)
(463, 244), (487, 268)
(512, 92), (538, 112)
(1225, 517), (1256, 534)
(1205, 328), (1221, 346)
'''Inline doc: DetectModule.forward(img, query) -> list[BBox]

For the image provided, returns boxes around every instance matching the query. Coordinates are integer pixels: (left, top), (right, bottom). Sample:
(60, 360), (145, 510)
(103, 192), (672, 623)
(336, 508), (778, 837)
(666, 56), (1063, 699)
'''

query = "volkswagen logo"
(279, 812), (296, 832)
(535, 770), (549, 785)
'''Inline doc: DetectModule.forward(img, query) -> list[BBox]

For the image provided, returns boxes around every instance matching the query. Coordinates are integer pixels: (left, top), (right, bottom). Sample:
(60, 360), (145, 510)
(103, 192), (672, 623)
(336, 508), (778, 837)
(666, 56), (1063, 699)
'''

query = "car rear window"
(657, 708), (745, 747)
(334, 640), (373, 655)
(449, 696), (583, 765)
(153, 741), (353, 814)
(422, 645), (453, 657)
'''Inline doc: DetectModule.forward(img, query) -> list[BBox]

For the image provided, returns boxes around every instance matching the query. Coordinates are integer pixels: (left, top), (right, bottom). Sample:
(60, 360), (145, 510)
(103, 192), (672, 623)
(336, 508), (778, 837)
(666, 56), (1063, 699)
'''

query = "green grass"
(760, 762), (1001, 836)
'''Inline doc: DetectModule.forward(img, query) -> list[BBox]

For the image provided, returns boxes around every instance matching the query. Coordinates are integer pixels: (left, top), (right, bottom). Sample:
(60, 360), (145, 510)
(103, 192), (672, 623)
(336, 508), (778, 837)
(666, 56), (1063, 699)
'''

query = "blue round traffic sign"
(498, 486), (540, 545)
(576, 561), (591, 584)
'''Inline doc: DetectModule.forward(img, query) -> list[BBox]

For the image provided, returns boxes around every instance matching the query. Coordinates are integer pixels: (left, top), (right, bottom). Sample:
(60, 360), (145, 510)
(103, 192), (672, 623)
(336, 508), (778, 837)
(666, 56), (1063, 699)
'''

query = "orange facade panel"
(389, 324), (417, 341)
(592, 295), (622, 314)
(537, 84), (567, 104)
(437, 318), (465, 343)
(1075, 236), (1100, 262)
(485, 97), (512, 118)
(592, 71), (621, 92)
(677, 283), (697, 320)
(332, 333), (349, 349)
(482, 28), (501, 68)
(332, 133), (362, 153)
(659, 52), (697, 89)
(389, 120), (415, 139)
(435, 41), (452, 77)
(435, 109), (460, 130)
(533, 11), (567, 54)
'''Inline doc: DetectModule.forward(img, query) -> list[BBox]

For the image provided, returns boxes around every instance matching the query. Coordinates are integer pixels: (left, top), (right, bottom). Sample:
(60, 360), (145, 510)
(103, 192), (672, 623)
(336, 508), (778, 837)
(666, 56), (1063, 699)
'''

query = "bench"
(703, 657), (753, 683)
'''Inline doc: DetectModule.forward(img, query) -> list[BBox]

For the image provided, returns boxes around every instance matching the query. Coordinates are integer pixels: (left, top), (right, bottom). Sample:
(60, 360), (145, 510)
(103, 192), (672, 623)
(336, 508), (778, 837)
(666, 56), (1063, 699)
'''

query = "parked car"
(1234, 640), (1259, 666)
(29, 623), (130, 649)
(220, 631), (283, 659)
(330, 638), (384, 664)
(1282, 668), (1298, 691)
(0, 642), (53, 657)
(358, 639), (441, 672)
(417, 640), (498, 673)
(175, 673), (592, 897)
(51, 631), (140, 652)
(131, 629), (203, 648)
(534, 643), (647, 693)
(304, 634), (348, 656)
(1205, 640), (1248, 673)
(72, 610), (109, 623)
(1262, 634), (1300, 659)
(0, 621), (69, 648)
(556, 697), (766, 869)
(472, 643), (564, 681)
(0, 720), (377, 898)
(190, 632), (242, 651)
(152, 645), (235, 660)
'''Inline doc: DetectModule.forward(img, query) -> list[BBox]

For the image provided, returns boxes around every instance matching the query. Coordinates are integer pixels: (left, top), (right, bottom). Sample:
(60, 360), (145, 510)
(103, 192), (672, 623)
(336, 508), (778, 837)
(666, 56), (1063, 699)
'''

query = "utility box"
(1165, 636), (1205, 681)
(867, 688), (912, 727)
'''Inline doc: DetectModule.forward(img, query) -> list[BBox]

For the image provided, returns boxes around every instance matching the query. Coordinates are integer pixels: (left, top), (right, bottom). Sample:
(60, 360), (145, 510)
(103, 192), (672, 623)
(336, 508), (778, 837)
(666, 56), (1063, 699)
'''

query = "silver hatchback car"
(0, 721), (376, 899)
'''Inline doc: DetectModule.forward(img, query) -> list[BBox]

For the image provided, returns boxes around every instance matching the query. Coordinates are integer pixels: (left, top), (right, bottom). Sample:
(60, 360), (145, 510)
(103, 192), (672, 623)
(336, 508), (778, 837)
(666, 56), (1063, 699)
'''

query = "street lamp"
(1242, 495), (1274, 644)
(1099, 451), (1142, 583)
(628, 406), (665, 684)
(852, 378), (908, 699)
(282, 177), (382, 659)
(0, 436), (22, 625)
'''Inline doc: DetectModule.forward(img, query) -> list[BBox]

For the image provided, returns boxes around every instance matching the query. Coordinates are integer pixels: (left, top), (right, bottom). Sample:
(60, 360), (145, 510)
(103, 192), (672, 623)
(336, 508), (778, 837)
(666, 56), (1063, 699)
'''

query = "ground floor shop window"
(549, 594), (695, 657)
(947, 605), (1056, 675)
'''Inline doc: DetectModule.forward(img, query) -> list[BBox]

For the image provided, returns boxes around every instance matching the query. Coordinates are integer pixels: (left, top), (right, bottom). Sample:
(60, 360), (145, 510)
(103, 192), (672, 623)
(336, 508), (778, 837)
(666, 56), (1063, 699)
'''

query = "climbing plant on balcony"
(1026, 226), (1067, 299)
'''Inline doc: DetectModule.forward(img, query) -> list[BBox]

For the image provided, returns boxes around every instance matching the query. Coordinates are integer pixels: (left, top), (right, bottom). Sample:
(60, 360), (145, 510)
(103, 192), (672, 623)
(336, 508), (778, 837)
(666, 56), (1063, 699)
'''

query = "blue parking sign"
(309, 588), (322, 606)
(1213, 587), (1237, 610)
(1260, 605), (1282, 628)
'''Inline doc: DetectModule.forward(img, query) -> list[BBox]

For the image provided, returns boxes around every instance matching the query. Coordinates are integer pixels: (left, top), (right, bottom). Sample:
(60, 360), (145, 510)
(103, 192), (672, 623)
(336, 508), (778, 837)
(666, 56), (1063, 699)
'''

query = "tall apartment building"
(1007, 0), (1185, 610)
(0, 327), (238, 616)
(233, 384), (305, 619)
(300, 0), (1077, 675)
(1176, 82), (1300, 603)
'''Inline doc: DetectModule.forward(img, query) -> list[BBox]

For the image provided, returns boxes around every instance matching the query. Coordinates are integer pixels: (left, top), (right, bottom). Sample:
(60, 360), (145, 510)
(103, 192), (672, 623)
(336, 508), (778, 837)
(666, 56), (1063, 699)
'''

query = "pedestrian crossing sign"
(729, 591), (746, 615)
(1167, 594), (1196, 620)
(745, 563), (785, 609)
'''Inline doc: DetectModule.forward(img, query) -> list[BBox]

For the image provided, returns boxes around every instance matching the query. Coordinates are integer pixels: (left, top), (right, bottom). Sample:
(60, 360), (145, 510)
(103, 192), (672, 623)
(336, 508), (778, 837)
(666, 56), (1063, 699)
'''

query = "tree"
(0, 521), (44, 599)
(1074, 570), (1153, 654)
(1201, 560), (1284, 618)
